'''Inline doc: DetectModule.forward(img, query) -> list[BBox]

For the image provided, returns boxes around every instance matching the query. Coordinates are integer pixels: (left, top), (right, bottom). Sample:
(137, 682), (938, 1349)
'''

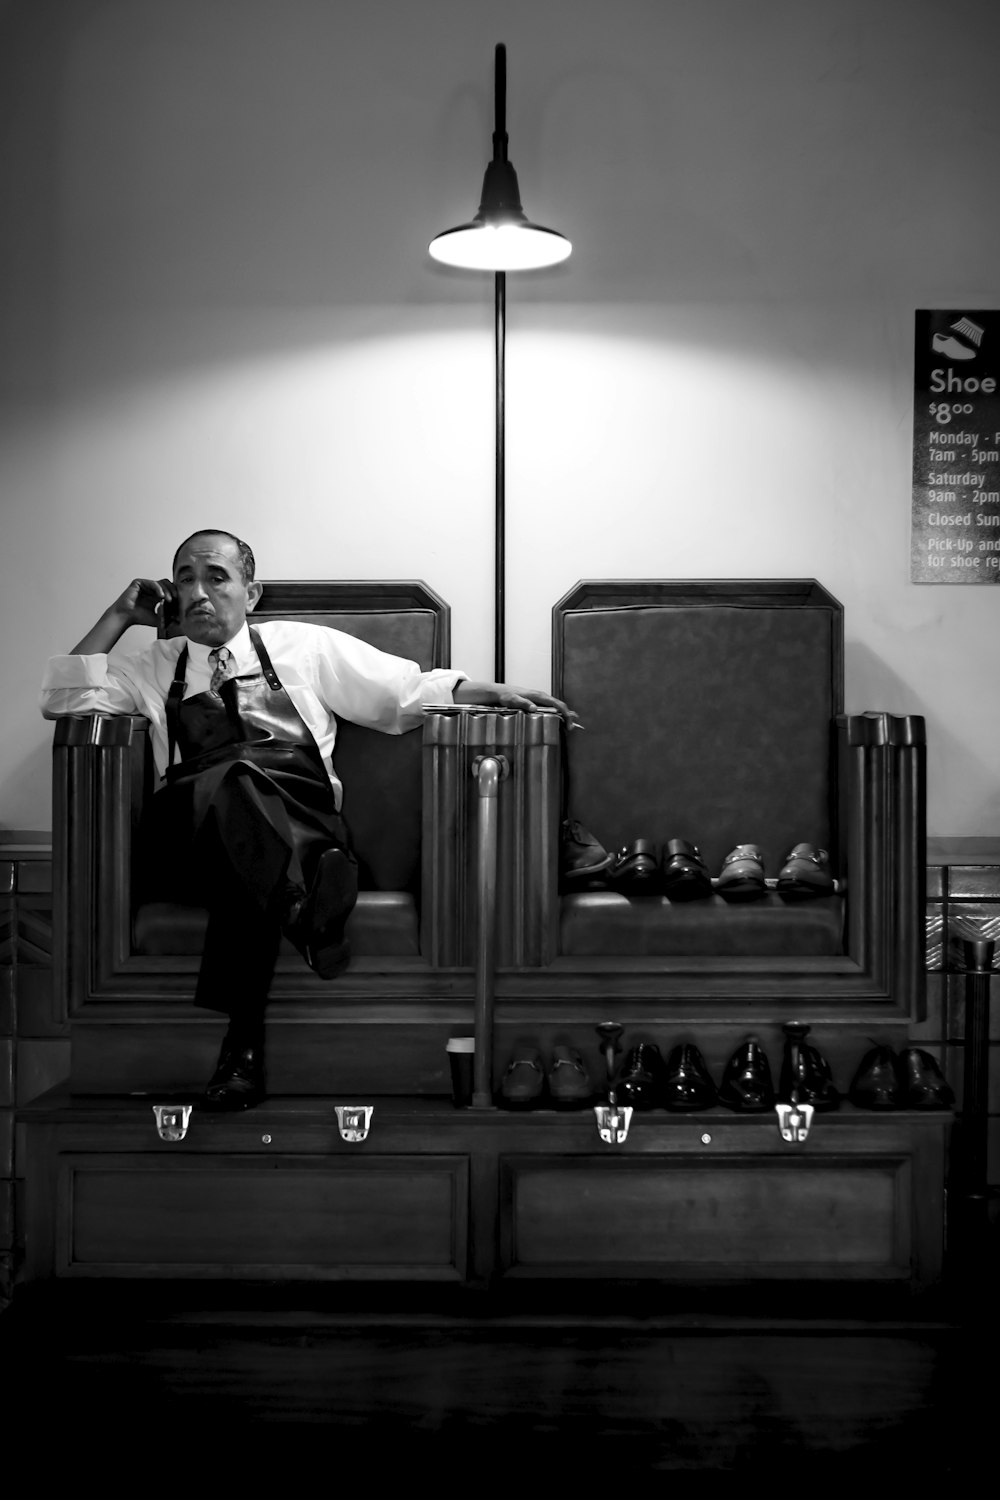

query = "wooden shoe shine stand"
(20, 580), (949, 1293)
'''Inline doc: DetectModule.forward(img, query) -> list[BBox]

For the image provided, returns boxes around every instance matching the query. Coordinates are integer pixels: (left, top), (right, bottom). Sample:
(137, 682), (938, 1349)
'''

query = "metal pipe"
(494, 269), (506, 683)
(471, 753), (506, 1107)
(960, 934), (994, 1261)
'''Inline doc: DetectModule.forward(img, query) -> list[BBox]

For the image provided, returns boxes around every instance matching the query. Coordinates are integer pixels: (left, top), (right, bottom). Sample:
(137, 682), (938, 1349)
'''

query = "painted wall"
(1, 0), (998, 834)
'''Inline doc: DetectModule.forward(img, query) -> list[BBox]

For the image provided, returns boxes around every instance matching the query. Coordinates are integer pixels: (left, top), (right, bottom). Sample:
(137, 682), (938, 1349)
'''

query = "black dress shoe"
(776, 843), (835, 899)
(899, 1047), (955, 1109)
(203, 1036), (265, 1111)
(561, 820), (613, 882)
(616, 1042), (667, 1109)
(778, 1021), (839, 1110)
(663, 1042), (717, 1110)
(718, 1035), (775, 1111)
(716, 844), (767, 902)
(661, 839), (712, 900)
(849, 1043), (902, 1109)
(609, 839), (660, 895)
(283, 846), (357, 979)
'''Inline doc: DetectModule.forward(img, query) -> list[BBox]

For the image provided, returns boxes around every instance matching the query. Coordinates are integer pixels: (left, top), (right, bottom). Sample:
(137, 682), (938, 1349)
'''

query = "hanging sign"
(911, 309), (1000, 583)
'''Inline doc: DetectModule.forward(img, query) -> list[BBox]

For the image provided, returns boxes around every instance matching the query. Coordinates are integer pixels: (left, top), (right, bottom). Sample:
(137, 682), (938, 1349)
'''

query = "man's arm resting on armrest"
(453, 680), (579, 729)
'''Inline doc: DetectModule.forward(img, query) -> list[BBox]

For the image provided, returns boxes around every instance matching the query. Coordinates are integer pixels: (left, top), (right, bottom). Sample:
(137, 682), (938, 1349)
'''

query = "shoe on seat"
(661, 839), (712, 901)
(717, 844), (767, 902)
(776, 843), (834, 899)
(561, 820), (613, 882)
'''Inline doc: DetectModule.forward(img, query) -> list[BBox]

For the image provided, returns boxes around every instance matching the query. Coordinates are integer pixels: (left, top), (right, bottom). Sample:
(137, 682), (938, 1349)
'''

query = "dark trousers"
(141, 761), (352, 1028)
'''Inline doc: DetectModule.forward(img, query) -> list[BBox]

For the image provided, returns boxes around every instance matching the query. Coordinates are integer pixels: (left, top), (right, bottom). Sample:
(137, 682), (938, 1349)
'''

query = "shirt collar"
(185, 620), (252, 668)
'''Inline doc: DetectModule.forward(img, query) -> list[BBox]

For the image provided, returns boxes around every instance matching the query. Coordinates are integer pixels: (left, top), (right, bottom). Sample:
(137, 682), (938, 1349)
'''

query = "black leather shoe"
(616, 1042), (667, 1109)
(609, 839), (660, 894)
(203, 1036), (265, 1111)
(561, 820), (613, 882)
(283, 846), (357, 979)
(778, 1021), (839, 1110)
(661, 839), (712, 901)
(716, 844), (767, 902)
(776, 843), (835, 899)
(899, 1047), (955, 1109)
(663, 1042), (717, 1109)
(718, 1035), (775, 1111)
(849, 1043), (902, 1109)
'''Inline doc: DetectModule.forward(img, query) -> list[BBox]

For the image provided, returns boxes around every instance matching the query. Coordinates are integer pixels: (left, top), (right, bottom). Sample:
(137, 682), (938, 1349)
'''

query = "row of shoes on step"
(561, 823), (835, 900)
(498, 1025), (954, 1113)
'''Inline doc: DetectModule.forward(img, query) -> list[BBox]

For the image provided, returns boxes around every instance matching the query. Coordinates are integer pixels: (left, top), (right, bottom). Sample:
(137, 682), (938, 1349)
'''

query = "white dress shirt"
(41, 619), (465, 806)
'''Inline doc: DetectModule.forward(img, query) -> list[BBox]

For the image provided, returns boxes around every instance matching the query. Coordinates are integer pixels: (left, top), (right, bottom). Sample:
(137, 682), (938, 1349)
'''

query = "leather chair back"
(253, 581), (450, 891)
(553, 580), (843, 872)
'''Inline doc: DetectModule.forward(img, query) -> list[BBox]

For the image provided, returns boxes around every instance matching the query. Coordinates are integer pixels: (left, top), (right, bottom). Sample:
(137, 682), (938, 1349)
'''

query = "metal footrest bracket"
(594, 1103), (633, 1144)
(775, 1101), (814, 1144)
(152, 1103), (193, 1142)
(335, 1104), (374, 1142)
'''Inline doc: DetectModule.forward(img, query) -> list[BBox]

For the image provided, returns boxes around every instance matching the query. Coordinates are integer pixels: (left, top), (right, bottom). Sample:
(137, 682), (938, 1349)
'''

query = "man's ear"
(246, 580), (263, 613)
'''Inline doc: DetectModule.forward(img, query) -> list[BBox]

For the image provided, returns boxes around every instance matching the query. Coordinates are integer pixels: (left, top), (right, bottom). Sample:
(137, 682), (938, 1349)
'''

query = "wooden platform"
(20, 1091), (949, 1291)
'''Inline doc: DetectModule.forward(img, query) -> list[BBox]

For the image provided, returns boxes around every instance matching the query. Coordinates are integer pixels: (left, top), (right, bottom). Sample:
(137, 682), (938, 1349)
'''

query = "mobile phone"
(156, 588), (180, 638)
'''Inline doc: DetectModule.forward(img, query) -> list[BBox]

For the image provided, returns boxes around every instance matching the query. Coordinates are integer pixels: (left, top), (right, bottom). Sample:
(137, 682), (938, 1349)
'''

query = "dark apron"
(146, 626), (350, 903)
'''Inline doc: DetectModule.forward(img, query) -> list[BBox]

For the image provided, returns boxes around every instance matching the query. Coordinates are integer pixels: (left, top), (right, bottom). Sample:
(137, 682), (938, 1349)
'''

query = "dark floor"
(2, 1279), (992, 1479)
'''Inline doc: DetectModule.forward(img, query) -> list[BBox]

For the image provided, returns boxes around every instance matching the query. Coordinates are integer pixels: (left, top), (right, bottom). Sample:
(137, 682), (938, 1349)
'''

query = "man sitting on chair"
(41, 528), (575, 1110)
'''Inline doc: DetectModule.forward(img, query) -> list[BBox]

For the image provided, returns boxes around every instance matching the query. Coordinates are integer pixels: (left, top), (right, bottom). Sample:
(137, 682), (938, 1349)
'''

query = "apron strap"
(249, 626), (281, 689)
(166, 645), (189, 770)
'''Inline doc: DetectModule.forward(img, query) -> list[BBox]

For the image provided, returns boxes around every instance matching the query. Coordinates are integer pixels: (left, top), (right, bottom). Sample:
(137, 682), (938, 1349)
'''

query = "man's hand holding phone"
(69, 576), (178, 654)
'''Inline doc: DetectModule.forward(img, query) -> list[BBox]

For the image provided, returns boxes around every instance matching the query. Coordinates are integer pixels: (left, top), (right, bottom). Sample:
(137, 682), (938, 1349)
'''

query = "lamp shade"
(428, 46), (571, 272)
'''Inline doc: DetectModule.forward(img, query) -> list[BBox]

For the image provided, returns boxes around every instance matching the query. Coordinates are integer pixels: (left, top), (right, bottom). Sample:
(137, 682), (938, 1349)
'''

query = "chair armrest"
(52, 715), (151, 1015)
(421, 709), (562, 967)
(837, 711), (926, 1013)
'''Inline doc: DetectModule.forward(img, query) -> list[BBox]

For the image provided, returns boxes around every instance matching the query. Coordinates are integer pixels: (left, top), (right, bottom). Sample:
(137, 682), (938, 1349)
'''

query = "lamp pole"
(494, 267), (505, 681)
(428, 42), (570, 685)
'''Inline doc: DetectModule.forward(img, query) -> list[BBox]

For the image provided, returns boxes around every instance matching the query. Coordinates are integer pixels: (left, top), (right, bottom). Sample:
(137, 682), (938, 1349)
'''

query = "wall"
(1, 0), (999, 834)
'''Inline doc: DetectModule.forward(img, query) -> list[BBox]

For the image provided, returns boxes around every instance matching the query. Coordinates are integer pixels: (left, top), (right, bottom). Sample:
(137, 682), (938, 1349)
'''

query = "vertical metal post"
(471, 753), (507, 1108)
(960, 934), (994, 1266)
(494, 269), (506, 683)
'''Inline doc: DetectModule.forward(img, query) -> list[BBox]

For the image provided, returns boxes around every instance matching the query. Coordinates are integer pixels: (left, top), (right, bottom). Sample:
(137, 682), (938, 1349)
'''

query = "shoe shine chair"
(48, 579), (557, 1097)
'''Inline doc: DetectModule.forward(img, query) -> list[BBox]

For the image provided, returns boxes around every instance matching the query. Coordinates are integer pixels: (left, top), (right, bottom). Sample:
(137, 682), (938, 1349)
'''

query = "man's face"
(172, 534), (262, 647)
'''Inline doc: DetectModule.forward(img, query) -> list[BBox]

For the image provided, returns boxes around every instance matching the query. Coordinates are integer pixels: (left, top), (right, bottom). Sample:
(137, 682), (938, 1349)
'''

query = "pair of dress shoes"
(849, 1043), (954, 1110)
(605, 839), (713, 899)
(499, 1042), (595, 1109)
(717, 842), (835, 901)
(615, 1041), (717, 1110)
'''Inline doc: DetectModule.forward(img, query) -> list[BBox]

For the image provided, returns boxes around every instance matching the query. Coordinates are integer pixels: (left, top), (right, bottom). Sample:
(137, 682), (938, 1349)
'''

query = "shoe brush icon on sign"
(932, 316), (984, 362)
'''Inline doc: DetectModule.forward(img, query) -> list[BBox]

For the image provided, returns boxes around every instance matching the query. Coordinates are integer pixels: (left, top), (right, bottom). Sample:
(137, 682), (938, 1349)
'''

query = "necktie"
(208, 646), (236, 692)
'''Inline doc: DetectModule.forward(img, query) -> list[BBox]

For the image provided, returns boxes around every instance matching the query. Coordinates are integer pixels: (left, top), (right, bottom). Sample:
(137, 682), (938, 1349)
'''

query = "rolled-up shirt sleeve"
(309, 627), (466, 733)
(40, 654), (145, 719)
